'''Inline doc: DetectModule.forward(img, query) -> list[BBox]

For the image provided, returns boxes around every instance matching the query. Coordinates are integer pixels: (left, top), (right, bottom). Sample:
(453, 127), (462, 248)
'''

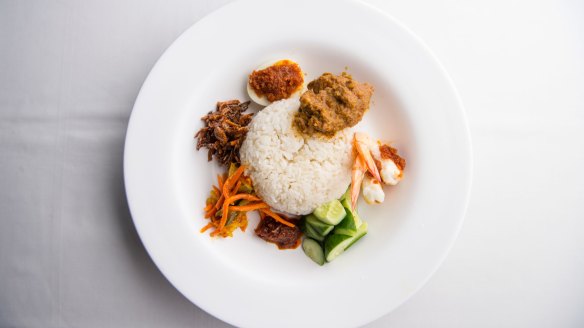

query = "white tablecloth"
(1, 0), (583, 327)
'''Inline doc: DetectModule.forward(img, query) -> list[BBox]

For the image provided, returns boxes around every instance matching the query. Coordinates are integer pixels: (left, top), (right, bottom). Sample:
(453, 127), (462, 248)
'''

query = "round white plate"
(124, 0), (472, 327)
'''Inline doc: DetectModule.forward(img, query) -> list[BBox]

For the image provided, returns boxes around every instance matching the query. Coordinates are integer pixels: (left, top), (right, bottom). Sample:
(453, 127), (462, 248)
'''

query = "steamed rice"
(240, 98), (353, 215)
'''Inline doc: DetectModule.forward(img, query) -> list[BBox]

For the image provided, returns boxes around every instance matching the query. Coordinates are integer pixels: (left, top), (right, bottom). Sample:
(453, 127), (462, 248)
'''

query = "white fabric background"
(1, 0), (583, 327)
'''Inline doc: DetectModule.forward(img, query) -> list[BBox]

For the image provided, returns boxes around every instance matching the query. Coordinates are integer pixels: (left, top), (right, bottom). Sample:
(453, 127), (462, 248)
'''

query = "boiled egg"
(247, 59), (306, 106)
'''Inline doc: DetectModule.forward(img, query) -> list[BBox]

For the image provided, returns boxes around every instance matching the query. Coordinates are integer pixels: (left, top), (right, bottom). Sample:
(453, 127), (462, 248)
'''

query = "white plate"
(124, 0), (472, 327)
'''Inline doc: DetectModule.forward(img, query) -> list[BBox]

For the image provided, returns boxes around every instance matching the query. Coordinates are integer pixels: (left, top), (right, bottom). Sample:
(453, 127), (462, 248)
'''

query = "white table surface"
(1, 0), (583, 327)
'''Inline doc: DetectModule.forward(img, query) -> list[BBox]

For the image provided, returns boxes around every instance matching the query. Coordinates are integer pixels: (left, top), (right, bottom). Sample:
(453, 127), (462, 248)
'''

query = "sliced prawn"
(353, 132), (382, 183)
(351, 154), (366, 211)
(362, 174), (385, 204)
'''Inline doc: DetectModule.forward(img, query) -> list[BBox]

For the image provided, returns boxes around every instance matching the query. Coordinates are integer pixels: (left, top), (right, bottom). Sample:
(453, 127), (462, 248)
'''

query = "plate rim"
(124, 0), (473, 326)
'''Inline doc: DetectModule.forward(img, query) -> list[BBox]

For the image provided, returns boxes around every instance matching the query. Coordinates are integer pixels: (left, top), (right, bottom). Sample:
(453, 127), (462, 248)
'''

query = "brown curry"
(293, 72), (374, 137)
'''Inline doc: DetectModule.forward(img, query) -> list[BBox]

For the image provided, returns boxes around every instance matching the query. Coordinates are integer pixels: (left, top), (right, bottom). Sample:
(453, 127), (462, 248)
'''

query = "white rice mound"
(240, 98), (353, 215)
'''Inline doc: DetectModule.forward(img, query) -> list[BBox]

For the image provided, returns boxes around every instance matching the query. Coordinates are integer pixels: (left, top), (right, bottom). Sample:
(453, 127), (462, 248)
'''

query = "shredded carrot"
(204, 208), (217, 219)
(225, 194), (260, 204)
(259, 208), (295, 227)
(222, 165), (245, 196)
(231, 180), (242, 195)
(218, 194), (261, 231)
(217, 174), (224, 190)
(219, 203), (230, 231)
(214, 166), (247, 210)
(230, 202), (269, 211)
(202, 164), (279, 237)
(200, 222), (214, 233)
(214, 194), (225, 210)
(212, 185), (220, 194)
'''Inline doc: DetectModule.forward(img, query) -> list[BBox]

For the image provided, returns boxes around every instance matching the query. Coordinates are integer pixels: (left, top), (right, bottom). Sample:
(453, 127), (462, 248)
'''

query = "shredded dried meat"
(195, 100), (253, 166)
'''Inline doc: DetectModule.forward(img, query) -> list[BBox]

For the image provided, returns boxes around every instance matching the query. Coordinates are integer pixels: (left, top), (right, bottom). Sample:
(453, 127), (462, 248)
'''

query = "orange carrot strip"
(200, 222), (214, 233)
(230, 202), (269, 211)
(259, 208), (295, 227)
(215, 187), (252, 213)
(222, 165), (245, 196)
(224, 194), (260, 205)
(204, 208), (217, 219)
(214, 194), (225, 210)
(218, 204), (230, 231)
(217, 174), (224, 190)
(212, 185), (220, 194)
(231, 180), (242, 195)
(205, 166), (254, 236)
(218, 194), (261, 231)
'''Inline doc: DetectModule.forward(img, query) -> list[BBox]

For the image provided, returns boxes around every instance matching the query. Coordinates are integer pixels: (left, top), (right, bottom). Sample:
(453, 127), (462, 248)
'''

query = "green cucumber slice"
(340, 195), (351, 211)
(313, 199), (346, 225)
(324, 222), (369, 262)
(340, 187), (350, 201)
(305, 214), (334, 236)
(324, 234), (354, 262)
(303, 222), (325, 242)
(335, 205), (362, 235)
(345, 221), (368, 250)
(334, 197), (362, 236)
(302, 238), (325, 266)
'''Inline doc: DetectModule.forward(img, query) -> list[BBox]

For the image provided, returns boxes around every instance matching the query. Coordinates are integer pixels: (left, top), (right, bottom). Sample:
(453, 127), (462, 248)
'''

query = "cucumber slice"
(324, 234), (354, 262)
(340, 187), (350, 201)
(340, 196), (354, 213)
(313, 199), (346, 225)
(334, 197), (362, 236)
(303, 222), (325, 242)
(345, 221), (368, 250)
(302, 238), (325, 266)
(305, 214), (334, 236)
(335, 201), (362, 235)
(324, 222), (369, 262)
